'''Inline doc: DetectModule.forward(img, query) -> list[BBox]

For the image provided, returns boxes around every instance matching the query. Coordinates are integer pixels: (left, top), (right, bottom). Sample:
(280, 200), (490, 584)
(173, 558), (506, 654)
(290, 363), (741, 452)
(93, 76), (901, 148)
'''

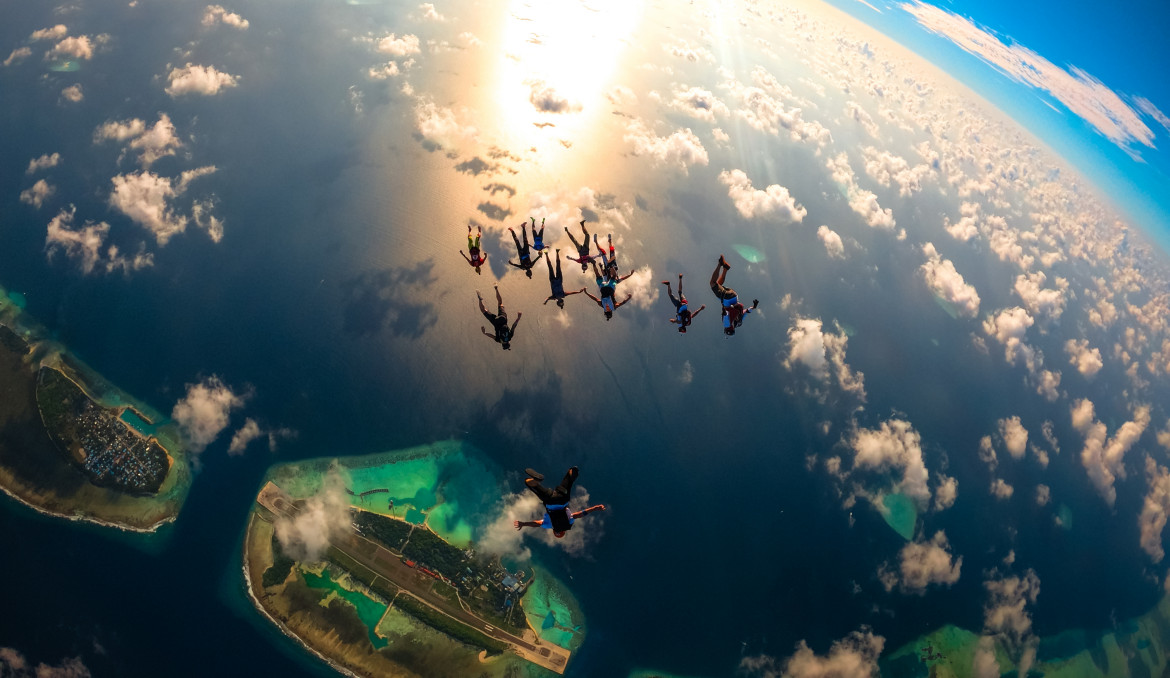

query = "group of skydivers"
(462, 217), (760, 351)
(460, 217), (761, 536)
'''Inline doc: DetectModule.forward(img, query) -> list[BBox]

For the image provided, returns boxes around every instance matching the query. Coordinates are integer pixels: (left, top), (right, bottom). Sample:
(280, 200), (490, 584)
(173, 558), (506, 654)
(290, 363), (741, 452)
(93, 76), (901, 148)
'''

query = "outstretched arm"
(571, 504), (607, 519)
(691, 304), (707, 319)
(513, 520), (542, 530)
(583, 291), (601, 305)
(480, 327), (496, 342)
(614, 294), (633, 309)
(477, 292), (488, 315)
(507, 260), (523, 269)
(617, 270), (634, 282)
(460, 250), (472, 264)
(531, 250), (544, 265)
(510, 313), (522, 335)
(563, 287), (587, 297)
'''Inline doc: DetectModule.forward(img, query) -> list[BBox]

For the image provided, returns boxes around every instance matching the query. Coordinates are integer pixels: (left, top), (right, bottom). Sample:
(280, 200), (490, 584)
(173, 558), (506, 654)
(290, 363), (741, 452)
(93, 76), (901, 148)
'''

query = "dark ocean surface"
(2, 0), (1169, 676)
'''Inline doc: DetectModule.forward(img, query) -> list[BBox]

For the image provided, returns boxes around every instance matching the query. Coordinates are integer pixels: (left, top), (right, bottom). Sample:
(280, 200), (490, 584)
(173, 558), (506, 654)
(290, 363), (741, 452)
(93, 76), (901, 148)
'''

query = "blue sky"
(823, 0), (1170, 252)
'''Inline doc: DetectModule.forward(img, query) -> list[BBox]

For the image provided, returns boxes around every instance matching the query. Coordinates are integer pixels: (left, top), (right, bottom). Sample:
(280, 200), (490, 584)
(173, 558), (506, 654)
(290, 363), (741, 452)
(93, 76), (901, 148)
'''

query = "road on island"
(258, 483), (569, 674)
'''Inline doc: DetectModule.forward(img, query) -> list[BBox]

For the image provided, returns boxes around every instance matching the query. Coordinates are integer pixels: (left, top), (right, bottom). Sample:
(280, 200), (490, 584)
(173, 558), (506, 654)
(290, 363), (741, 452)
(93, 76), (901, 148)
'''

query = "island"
(243, 442), (585, 678)
(0, 287), (190, 531)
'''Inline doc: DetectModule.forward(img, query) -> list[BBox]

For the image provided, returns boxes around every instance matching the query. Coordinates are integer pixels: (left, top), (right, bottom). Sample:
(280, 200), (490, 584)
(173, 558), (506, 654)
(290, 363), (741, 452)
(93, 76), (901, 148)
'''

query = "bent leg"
(525, 477), (555, 503)
(554, 467), (579, 498)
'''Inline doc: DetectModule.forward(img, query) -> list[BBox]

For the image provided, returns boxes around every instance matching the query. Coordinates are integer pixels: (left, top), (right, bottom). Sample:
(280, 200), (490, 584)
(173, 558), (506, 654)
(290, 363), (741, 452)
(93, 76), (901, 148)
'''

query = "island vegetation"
(244, 471), (575, 677)
(0, 321), (190, 531)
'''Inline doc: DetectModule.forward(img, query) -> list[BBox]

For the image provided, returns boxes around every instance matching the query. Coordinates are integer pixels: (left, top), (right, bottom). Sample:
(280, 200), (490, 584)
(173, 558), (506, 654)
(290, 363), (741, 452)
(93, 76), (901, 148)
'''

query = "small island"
(243, 442), (584, 677)
(0, 289), (190, 532)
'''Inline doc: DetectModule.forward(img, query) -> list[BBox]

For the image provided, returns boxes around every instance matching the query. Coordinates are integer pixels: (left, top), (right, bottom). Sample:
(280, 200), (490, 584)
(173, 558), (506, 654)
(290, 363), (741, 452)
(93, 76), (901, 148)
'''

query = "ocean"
(2, 0), (1168, 675)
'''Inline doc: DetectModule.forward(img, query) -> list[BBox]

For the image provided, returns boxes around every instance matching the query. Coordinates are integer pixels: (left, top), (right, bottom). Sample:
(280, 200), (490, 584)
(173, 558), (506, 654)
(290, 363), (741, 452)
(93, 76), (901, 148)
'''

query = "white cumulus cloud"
(719, 169), (806, 222)
(165, 63), (240, 96)
(171, 376), (246, 454)
(921, 242), (980, 318)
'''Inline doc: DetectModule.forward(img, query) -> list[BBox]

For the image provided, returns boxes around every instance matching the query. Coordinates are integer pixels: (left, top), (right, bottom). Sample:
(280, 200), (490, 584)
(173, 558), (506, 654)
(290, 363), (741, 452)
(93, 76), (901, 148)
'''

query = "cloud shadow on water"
(340, 260), (439, 339)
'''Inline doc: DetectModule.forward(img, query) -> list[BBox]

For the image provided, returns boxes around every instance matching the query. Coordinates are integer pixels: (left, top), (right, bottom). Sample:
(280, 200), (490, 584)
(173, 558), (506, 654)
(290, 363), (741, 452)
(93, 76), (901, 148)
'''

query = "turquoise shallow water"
(303, 567), (389, 649)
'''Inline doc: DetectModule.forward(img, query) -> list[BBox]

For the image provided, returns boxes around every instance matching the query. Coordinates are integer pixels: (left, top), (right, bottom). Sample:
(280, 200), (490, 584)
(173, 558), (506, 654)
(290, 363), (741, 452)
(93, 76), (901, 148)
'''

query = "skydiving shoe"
(525, 468), (544, 481)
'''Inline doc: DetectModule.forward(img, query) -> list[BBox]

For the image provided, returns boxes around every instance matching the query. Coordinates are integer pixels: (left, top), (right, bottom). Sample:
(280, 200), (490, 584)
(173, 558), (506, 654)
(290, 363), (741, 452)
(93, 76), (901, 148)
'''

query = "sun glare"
(494, 0), (644, 146)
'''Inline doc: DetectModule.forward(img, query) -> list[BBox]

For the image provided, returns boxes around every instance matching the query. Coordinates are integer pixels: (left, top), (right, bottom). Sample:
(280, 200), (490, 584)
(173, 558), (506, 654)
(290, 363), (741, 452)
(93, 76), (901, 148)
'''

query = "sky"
(823, 0), (1170, 252)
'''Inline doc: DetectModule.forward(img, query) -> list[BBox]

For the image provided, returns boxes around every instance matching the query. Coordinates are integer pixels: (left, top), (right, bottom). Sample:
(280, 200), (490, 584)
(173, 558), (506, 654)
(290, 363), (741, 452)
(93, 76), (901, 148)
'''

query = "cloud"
(825, 153), (897, 232)
(30, 25), (68, 41)
(885, 531), (962, 594)
(1064, 338), (1103, 377)
(27, 152), (61, 174)
(902, 0), (1160, 157)
(934, 474), (957, 511)
(44, 206), (108, 274)
(997, 416), (1028, 461)
(1071, 398), (1151, 507)
(983, 569), (1041, 645)
(622, 266), (660, 310)
(107, 172), (181, 244)
(921, 242), (980, 318)
(478, 486), (602, 560)
(979, 435), (998, 471)
(990, 478), (1014, 499)
(105, 113), (182, 167)
(49, 35), (101, 60)
(784, 317), (829, 379)
(94, 118), (147, 142)
(19, 179), (55, 208)
(368, 61), (400, 79)
(61, 84), (83, 102)
(165, 63), (240, 96)
(3, 47), (32, 66)
(982, 307), (1038, 372)
(419, 3), (445, 21)
(860, 146), (931, 196)
(228, 418), (263, 455)
(273, 468), (351, 562)
(718, 169), (807, 222)
(739, 628), (884, 678)
(850, 419), (930, 507)
(376, 33), (421, 57)
(171, 376), (246, 453)
(607, 85), (637, 107)
(202, 5), (249, 29)
(1035, 484), (1050, 506)
(1012, 271), (1068, 321)
(624, 120), (708, 173)
(1139, 455), (1170, 563)
(413, 96), (477, 151)
(525, 79), (581, 113)
(670, 85), (729, 123)
(782, 316), (866, 401)
(817, 225), (845, 259)
(0, 647), (90, 678)
(945, 201), (980, 242)
(846, 101), (881, 138)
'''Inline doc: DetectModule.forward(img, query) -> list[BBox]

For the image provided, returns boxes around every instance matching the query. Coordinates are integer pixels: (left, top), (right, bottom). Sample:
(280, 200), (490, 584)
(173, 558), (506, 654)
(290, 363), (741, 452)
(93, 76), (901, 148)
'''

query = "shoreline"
(0, 479), (175, 534)
(241, 513), (365, 678)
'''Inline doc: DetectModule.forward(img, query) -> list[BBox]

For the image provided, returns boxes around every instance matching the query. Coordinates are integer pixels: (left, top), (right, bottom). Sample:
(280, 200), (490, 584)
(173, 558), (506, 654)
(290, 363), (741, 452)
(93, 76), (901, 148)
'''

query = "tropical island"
(243, 442), (584, 678)
(0, 288), (191, 531)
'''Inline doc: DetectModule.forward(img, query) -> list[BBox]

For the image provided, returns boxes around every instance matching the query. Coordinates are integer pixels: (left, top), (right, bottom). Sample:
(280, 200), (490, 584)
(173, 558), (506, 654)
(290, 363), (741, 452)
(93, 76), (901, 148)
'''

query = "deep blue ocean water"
(2, 0), (1169, 676)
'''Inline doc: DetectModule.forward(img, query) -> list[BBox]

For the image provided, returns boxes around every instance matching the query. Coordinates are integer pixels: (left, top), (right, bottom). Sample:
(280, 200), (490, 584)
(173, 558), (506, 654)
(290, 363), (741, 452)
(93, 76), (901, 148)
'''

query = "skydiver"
(663, 273), (705, 333)
(583, 260), (632, 321)
(508, 223), (544, 278)
(514, 467), (606, 538)
(710, 255), (757, 335)
(595, 233), (631, 282)
(530, 217), (547, 252)
(543, 248), (587, 308)
(460, 224), (487, 274)
(478, 287), (521, 350)
(564, 220), (595, 271)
